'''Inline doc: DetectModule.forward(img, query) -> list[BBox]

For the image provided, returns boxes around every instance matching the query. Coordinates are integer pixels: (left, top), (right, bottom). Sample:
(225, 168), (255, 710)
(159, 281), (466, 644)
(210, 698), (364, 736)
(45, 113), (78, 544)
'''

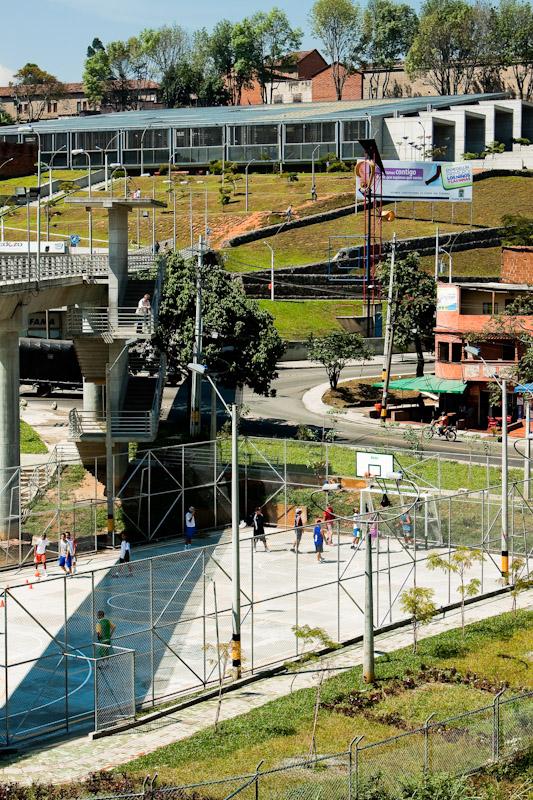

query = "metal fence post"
(493, 689), (505, 761)
(424, 713), (435, 775)
(349, 736), (364, 800)
(254, 759), (264, 800)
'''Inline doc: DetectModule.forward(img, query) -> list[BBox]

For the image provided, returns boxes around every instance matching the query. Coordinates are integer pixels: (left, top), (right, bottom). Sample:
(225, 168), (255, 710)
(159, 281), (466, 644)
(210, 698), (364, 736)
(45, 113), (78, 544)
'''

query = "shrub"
(462, 152), (481, 160)
(513, 137), (531, 146)
(158, 163), (169, 175)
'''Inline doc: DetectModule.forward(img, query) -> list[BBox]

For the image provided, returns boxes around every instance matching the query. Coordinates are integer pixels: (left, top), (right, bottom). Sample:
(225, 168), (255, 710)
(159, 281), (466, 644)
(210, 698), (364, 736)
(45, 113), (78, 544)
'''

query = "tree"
(156, 254), (285, 397)
(11, 63), (65, 122)
(310, 0), (363, 100)
(427, 547), (483, 635)
(307, 331), (371, 389)
(251, 9), (303, 104)
(405, 0), (480, 95)
(399, 587), (437, 652)
(501, 213), (533, 246)
(494, 0), (533, 100)
(140, 25), (191, 80)
(379, 252), (436, 377)
(506, 557), (532, 612)
(83, 37), (151, 111)
(360, 0), (419, 98)
(207, 20), (255, 106)
(0, 105), (13, 126)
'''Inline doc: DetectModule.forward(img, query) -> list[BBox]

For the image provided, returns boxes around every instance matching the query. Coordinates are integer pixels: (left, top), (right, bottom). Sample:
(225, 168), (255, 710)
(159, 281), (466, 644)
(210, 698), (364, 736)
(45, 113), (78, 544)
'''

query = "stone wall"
(501, 246), (533, 284)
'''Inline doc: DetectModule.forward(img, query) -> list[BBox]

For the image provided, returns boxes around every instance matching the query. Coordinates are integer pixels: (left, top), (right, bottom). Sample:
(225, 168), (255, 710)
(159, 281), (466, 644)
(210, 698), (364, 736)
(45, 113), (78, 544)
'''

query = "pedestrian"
(95, 610), (116, 658)
(34, 534), (49, 578)
(185, 506), (196, 549)
(154, 240), (160, 255)
(351, 508), (362, 549)
(136, 293), (151, 333)
(313, 518), (324, 563)
(253, 506), (269, 551)
(58, 533), (68, 574)
(291, 507), (304, 553)
(66, 532), (78, 574)
(116, 532), (132, 575)
(399, 512), (413, 546)
(324, 503), (335, 545)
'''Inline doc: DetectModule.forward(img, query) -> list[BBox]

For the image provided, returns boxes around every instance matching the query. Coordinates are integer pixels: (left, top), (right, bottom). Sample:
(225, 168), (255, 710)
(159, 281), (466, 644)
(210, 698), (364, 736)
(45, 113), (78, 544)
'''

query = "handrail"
(0, 252), (157, 287)
(151, 255), (166, 323)
(150, 353), (166, 438)
(66, 306), (155, 336)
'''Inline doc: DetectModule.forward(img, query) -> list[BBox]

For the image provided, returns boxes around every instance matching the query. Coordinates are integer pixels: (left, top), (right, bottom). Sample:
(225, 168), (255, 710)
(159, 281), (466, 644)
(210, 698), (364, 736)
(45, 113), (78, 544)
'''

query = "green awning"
(372, 376), (467, 394)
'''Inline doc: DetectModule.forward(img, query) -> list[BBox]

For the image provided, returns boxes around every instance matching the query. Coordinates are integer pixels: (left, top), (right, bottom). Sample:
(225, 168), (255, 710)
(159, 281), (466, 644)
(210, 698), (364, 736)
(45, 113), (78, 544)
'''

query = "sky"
(1, 0), (324, 84)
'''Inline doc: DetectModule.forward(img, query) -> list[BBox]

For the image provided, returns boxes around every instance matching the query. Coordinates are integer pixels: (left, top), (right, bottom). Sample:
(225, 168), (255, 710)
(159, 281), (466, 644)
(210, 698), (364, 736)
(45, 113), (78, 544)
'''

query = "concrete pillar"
(0, 320), (22, 539)
(83, 379), (103, 416)
(107, 206), (130, 309)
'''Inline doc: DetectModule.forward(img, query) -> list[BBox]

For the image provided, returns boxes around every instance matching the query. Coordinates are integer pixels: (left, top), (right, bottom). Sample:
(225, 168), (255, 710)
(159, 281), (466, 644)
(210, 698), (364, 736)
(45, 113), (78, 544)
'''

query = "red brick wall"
(0, 142), (37, 179)
(298, 51), (328, 79)
(501, 246), (533, 285)
(311, 67), (363, 101)
(238, 81), (264, 105)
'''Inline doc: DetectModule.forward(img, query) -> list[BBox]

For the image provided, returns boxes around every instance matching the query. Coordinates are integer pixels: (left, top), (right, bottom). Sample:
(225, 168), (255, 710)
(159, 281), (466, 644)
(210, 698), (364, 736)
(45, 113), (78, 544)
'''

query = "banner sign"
(437, 285), (459, 311)
(356, 160), (473, 202)
(0, 241), (66, 254)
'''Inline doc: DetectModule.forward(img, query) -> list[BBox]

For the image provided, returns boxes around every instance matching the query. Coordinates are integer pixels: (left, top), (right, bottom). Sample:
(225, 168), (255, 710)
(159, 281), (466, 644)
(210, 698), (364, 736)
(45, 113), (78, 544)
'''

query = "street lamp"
(264, 241), (275, 301)
(96, 132), (120, 191)
(45, 145), (66, 199)
(188, 362), (242, 680)
(109, 163), (128, 199)
(0, 157), (13, 172)
(72, 148), (93, 253)
(465, 344), (511, 582)
(311, 144), (320, 201)
(18, 124), (42, 280)
(140, 124), (153, 178)
(0, 159), (14, 242)
(245, 159), (255, 213)
(418, 121), (426, 159)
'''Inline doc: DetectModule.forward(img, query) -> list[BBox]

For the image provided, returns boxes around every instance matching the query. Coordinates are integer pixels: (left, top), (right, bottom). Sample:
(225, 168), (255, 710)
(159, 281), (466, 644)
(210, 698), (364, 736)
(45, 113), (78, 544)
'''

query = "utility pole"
(231, 401), (241, 679)
(365, 174), (373, 338)
(379, 234), (396, 423)
(363, 521), (375, 683)
(190, 236), (204, 437)
(525, 397), (531, 501)
(434, 226), (439, 281)
(501, 378), (509, 584)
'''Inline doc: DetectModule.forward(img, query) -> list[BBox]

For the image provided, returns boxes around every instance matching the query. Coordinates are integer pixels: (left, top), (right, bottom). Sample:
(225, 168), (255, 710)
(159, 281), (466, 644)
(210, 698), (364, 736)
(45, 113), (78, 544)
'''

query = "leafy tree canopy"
(501, 213), (533, 246)
(156, 254), (285, 396)
(310, 0), (363, 99)
(360, 0), (419, 97)
(307, 331), (371, 389)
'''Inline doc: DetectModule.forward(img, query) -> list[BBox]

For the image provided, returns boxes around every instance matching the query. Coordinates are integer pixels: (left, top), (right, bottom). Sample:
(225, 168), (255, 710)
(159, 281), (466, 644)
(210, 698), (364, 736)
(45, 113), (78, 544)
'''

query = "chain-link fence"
(91, 692), (532, 800)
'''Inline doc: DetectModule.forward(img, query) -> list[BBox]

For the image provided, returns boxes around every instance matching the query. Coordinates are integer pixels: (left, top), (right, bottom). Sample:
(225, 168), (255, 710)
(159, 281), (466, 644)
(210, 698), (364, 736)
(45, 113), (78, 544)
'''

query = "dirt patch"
(323, 377), (421, 409)
(71, 470), (106, 502)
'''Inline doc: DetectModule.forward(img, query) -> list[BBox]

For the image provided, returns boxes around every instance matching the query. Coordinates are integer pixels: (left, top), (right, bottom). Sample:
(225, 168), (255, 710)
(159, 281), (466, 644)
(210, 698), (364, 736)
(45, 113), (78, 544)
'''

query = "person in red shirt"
(324, 504), (335, 545)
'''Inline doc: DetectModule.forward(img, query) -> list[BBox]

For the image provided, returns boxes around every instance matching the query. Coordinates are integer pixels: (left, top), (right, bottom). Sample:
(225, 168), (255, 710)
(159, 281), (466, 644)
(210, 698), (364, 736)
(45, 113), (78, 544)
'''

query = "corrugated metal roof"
(0, 93), (509, 133)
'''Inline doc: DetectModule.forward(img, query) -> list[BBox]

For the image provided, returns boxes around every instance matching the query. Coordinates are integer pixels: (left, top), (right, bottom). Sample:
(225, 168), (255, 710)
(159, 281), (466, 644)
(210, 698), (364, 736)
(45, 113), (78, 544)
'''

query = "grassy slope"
(0, 170), (86, 192)
(20, 420), (47, 454)
(258, 299), (366, 339)
(121, 610), (532, 786)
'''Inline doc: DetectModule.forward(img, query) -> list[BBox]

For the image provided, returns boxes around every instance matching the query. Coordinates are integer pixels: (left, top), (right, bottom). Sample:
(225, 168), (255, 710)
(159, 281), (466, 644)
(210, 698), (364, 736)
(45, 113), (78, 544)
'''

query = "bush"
(462, 152), (480, 160)
(327, 159), (350, 173)
(281, 171), (299, 183)
(209, 159), (237, 175)
(158, 163), (169, 175)
(513, 137), (531, 146)
(483, 141), (506, 155)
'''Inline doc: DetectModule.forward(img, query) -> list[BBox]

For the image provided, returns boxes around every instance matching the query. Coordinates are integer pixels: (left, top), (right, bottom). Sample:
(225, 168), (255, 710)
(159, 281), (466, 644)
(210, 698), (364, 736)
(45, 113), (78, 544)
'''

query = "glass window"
(482, 302), (498, 314)
(343, 120), (365, 142)
(233, 125), (277, 145)
(438, 342), (449, 362)
(128, 128), (168, 149)
(502, 342), (515, 360)
(285, 124), (304, 143)
(174, 129), (191, 148)
(451, 343), (462, 362)
(191, 127), (222, 147)
(75, 130), (118, 151)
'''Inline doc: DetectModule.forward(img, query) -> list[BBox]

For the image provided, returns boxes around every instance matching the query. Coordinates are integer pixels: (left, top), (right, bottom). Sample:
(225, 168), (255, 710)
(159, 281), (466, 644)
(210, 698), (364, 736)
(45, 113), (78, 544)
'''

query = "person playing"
(34, 534), (49, 578)
(400, 512), (413, 546)
(313, 518), (324, 563)
(253, 506), (269, 552)
(324, 503), (335, 545)
(291, 507), (304, 553)
(95, 610), (116, 659)
(136, 293), (151, 332)
(58, 533), (68, 574)
(351, 508), (362, 549)
(66, 532), (78, 575)
(115, 532), (132, 575)
(185, 506), (196, 549)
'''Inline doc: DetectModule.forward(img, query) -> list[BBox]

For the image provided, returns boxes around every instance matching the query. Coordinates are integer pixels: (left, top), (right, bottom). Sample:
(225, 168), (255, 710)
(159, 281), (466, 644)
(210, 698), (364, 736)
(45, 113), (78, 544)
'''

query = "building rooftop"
(0, 92), (509, 133)
(454, 282), (533, 291)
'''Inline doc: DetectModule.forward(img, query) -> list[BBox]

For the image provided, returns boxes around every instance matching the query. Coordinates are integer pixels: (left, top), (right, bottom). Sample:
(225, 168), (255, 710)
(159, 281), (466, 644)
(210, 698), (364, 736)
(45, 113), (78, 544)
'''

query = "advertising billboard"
(356, 160), (473, 202)
(0, 241), (66, 254)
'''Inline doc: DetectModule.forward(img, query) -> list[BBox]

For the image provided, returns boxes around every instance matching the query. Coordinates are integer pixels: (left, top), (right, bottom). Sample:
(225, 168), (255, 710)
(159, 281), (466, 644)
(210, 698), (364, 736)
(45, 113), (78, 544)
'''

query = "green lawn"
(419, 246), (502, 278)
(20, 420), (47, 454)
(258, 299), (366, 339)
(0, 170), (87, 192)
(119, 611), (532, 787)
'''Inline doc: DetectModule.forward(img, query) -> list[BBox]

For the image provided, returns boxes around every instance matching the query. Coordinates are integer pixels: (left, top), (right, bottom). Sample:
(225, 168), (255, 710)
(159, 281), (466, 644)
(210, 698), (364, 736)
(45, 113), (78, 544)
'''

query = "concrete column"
(0, 320), (21, 540)
(83, 379), (103, 417)
(107, 206), (130, 310)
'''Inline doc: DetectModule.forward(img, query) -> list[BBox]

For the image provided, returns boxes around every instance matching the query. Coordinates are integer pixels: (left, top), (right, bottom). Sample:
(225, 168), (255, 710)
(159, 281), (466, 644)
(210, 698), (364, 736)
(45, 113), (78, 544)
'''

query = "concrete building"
(0, 81), (161, 122)
(0, 197), (166, 540)
(1, 93), (532, 170)
(434, 248), (533, 428)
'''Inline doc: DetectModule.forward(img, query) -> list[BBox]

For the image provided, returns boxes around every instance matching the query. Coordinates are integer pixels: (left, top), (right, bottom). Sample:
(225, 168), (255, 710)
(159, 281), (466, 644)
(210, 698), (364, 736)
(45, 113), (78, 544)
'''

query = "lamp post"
(18, 125), (42, 280)
(71, 148), (93, 253)
(0, 158), (13, 173)
(264, 241), (275, 301)
(188, 362), (241, 679)
(465, 344), (510, 582)
(97, 132), (120, 191)
(140, 124), (153, 178)
(46, 145), (66, 199)
(245, 159), (255, 213)
(311, 144), (320, 201)
(418, 121), (427, 159)
(0, 159), (13, 241)
(109, 164), (128, 199)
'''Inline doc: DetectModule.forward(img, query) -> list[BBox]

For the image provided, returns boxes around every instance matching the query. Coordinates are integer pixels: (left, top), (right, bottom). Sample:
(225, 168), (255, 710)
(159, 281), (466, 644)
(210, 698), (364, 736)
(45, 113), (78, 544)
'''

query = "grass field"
(20, 420), (47, 454)
(120, 610), (533, 787)
(419, 246), (502, 278)
(0, 170), (87, 192)
(258, 299), (366, 339)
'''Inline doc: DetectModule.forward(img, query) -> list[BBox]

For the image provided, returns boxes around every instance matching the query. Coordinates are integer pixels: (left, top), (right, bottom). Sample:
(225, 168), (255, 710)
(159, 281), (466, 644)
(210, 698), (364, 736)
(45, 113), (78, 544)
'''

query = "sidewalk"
(1, 589), (530, 785)
(279, 353), (432, 370)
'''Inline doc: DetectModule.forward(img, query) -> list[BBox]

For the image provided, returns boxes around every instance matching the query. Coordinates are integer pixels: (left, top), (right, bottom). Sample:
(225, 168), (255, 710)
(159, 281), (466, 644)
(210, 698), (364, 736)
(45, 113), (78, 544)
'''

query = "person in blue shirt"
(313, 518), (324, 563)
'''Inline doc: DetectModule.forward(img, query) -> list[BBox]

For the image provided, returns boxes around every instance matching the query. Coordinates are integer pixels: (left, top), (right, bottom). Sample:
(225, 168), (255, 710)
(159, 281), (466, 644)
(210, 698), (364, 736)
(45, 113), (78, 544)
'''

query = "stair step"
(123, 279), (156, 307)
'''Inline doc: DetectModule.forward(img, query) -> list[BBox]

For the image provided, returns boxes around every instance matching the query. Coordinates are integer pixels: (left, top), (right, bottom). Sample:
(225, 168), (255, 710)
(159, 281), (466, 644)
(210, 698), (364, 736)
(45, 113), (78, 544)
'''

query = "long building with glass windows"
(1, 93), (532, 169)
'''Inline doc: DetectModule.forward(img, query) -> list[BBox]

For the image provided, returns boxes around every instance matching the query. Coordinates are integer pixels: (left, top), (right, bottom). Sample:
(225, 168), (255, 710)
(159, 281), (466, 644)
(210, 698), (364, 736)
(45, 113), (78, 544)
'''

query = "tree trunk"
(415, 335), (425, 377)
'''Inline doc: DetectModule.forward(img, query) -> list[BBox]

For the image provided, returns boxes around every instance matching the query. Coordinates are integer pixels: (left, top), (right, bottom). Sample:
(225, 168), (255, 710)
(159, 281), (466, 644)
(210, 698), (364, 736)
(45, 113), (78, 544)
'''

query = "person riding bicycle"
(437, 411), (449, 436)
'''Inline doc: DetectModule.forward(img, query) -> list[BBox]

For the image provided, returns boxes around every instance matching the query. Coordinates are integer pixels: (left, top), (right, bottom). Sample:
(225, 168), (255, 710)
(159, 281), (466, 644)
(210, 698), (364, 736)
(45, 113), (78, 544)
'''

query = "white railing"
(0, 252), (157, 287)
(66, 307), (155, 337)
(69, 408), (153, 440)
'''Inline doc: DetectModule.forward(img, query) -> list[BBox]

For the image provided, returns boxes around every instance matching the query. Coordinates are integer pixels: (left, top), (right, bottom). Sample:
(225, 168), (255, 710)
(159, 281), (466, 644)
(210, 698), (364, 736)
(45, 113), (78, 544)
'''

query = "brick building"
(434, 248), (533, 427)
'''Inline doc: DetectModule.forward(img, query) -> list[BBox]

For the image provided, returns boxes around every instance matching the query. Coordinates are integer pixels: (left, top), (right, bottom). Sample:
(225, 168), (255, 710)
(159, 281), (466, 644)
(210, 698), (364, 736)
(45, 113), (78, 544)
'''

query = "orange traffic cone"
(0, 599), (4, 609)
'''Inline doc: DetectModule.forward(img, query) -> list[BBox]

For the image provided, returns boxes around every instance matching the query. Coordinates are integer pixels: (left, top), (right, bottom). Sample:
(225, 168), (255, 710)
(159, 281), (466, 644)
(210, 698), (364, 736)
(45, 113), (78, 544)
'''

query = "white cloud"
(0, 64), (15, 86)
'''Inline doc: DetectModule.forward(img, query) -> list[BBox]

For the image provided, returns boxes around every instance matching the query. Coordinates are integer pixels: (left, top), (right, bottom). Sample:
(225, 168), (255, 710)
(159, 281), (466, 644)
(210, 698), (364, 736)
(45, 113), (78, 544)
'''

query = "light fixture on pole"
(72, 148), (93, 253)
(140, 123), (154, 178)
(264, 241), (275, 301)
(109, 163), (128, 199)
(311, 144), (320, 201)
(18, 124), (42, 280)
(46, 145), (66, 199)
(465, 344), (510, 583)
(96, 131), (120, 191)
(418, 121), (427, 159)
(188, 362), (242, 679)
(245, 159), (255, 213)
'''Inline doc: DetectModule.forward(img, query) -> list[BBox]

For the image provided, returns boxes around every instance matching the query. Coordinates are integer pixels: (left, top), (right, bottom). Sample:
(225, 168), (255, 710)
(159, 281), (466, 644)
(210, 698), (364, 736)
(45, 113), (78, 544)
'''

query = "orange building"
(434, 247), (533, 427)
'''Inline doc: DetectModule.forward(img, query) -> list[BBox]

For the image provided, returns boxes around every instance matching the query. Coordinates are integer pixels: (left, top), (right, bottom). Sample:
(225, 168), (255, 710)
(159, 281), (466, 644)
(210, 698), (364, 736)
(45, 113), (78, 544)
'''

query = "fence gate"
(93, 645), (136, 732)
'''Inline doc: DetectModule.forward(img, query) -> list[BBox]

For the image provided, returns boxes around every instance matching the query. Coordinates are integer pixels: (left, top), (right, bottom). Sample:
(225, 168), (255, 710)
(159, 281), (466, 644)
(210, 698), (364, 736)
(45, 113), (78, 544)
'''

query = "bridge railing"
(0, 252), (157, 286)
(66, 307), (155, 337)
